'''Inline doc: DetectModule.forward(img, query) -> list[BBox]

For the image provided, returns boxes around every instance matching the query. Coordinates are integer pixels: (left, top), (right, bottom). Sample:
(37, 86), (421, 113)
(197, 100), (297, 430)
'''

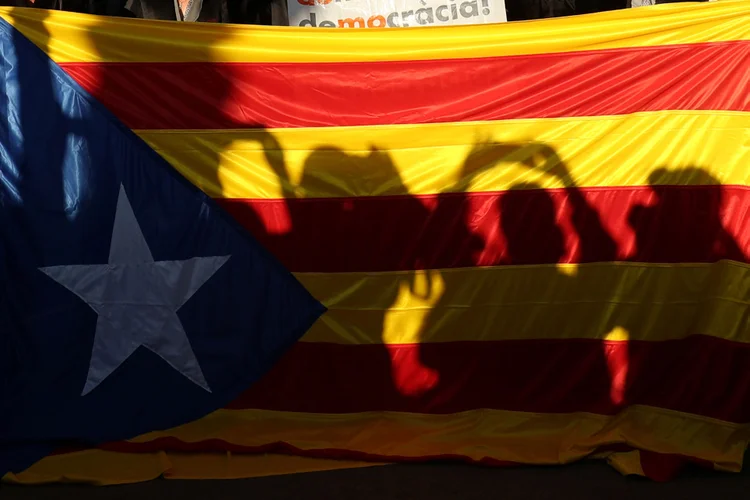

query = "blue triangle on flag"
(0, 17), (325, 475)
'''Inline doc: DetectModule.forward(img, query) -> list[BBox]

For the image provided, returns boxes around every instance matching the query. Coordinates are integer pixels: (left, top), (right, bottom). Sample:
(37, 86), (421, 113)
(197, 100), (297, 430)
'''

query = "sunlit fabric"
(2, 0), (750, 484)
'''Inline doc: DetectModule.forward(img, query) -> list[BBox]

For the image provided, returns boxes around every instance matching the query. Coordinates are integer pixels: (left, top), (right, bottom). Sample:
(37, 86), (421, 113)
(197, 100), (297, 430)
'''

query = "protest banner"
(288, 0), (507, 28)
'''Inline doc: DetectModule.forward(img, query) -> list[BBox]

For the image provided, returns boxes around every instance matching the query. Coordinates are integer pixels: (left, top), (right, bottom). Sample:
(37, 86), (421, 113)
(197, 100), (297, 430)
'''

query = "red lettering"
(338, 17), (366, 27)
(367, 15), (387, 27)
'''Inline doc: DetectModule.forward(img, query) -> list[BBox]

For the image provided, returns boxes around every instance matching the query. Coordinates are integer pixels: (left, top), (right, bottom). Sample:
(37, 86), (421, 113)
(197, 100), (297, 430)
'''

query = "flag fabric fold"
(1, 0), (749, 483)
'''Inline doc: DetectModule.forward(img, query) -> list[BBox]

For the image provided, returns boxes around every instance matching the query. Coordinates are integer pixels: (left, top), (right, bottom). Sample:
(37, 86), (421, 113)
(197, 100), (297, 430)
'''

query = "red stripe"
(61, 41), (750, 129)
(217, 184), (750, 273)
(226, 336), (750, 423)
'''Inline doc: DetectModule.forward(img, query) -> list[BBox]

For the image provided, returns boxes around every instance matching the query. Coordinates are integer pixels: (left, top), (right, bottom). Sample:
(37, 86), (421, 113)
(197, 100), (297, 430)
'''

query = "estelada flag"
(2, 0), (750, 483)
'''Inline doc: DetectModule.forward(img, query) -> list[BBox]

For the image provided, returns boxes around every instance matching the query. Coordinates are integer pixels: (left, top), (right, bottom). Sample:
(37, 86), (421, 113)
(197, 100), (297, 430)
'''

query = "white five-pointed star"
(40, 185), (230, 396)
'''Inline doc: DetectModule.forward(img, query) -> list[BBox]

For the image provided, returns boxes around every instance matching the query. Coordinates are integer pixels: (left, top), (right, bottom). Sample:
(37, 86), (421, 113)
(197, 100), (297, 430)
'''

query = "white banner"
(288, 0), (507, 28)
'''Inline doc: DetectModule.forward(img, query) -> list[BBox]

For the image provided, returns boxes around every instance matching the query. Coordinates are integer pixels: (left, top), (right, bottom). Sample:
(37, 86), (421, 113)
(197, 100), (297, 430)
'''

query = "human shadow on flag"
(415, 145), (749, 426)
(230, 141), (506, 399)
(232, 134), (749, 455)
(403, 143), (623, 416)
(227, 139), (623, 416)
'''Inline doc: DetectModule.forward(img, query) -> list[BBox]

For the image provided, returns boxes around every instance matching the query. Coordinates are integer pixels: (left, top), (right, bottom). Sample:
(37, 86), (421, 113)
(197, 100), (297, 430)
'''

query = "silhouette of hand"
(459, 139), (495, 178)
(253, 129), (290, 187)
(451, 139), (527, 193)
(521, 143), (576, 188)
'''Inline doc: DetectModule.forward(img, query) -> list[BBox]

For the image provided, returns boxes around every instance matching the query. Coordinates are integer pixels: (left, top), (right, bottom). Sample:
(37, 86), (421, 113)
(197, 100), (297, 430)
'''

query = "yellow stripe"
(605, 450), (646, 477)
(138, 111), (750, 199)
(2, 450), (170, 485)
(128, 406), (750, 471)
(295, 260), (750, 345)
(3, 451), (380, 485)
(2, 2), (749, 63)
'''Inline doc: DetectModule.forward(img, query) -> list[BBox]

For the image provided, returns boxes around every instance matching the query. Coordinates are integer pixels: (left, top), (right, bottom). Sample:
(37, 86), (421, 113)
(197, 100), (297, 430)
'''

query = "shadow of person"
(500, 181), (565, 265)
(628, 167), (745, 263)
(226, 143), (447, 403)
(613, 166), (748, 477)
(414, 142), (625, 419)
(300, 146), (447, 399)
(226, 141), (534, 413)
(517, 143), (618, 263)
(388, 141), (545, 406)
(618, 166), (747, 415)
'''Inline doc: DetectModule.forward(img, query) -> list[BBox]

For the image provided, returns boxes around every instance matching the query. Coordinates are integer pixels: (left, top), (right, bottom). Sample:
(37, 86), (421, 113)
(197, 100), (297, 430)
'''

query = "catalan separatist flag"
(2, 0), (750, 483)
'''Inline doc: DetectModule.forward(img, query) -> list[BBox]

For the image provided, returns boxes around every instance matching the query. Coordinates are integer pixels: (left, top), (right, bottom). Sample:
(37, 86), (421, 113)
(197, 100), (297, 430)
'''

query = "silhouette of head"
(628, 167), (743, 262)
(500, 182), (565, 265)
(298, 146), (404, 198)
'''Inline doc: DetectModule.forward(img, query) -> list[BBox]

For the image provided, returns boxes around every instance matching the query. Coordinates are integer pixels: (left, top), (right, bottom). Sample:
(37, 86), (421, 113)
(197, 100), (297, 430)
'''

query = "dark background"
(3, 460), (750, 500)
(0, 0), (707, 25)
